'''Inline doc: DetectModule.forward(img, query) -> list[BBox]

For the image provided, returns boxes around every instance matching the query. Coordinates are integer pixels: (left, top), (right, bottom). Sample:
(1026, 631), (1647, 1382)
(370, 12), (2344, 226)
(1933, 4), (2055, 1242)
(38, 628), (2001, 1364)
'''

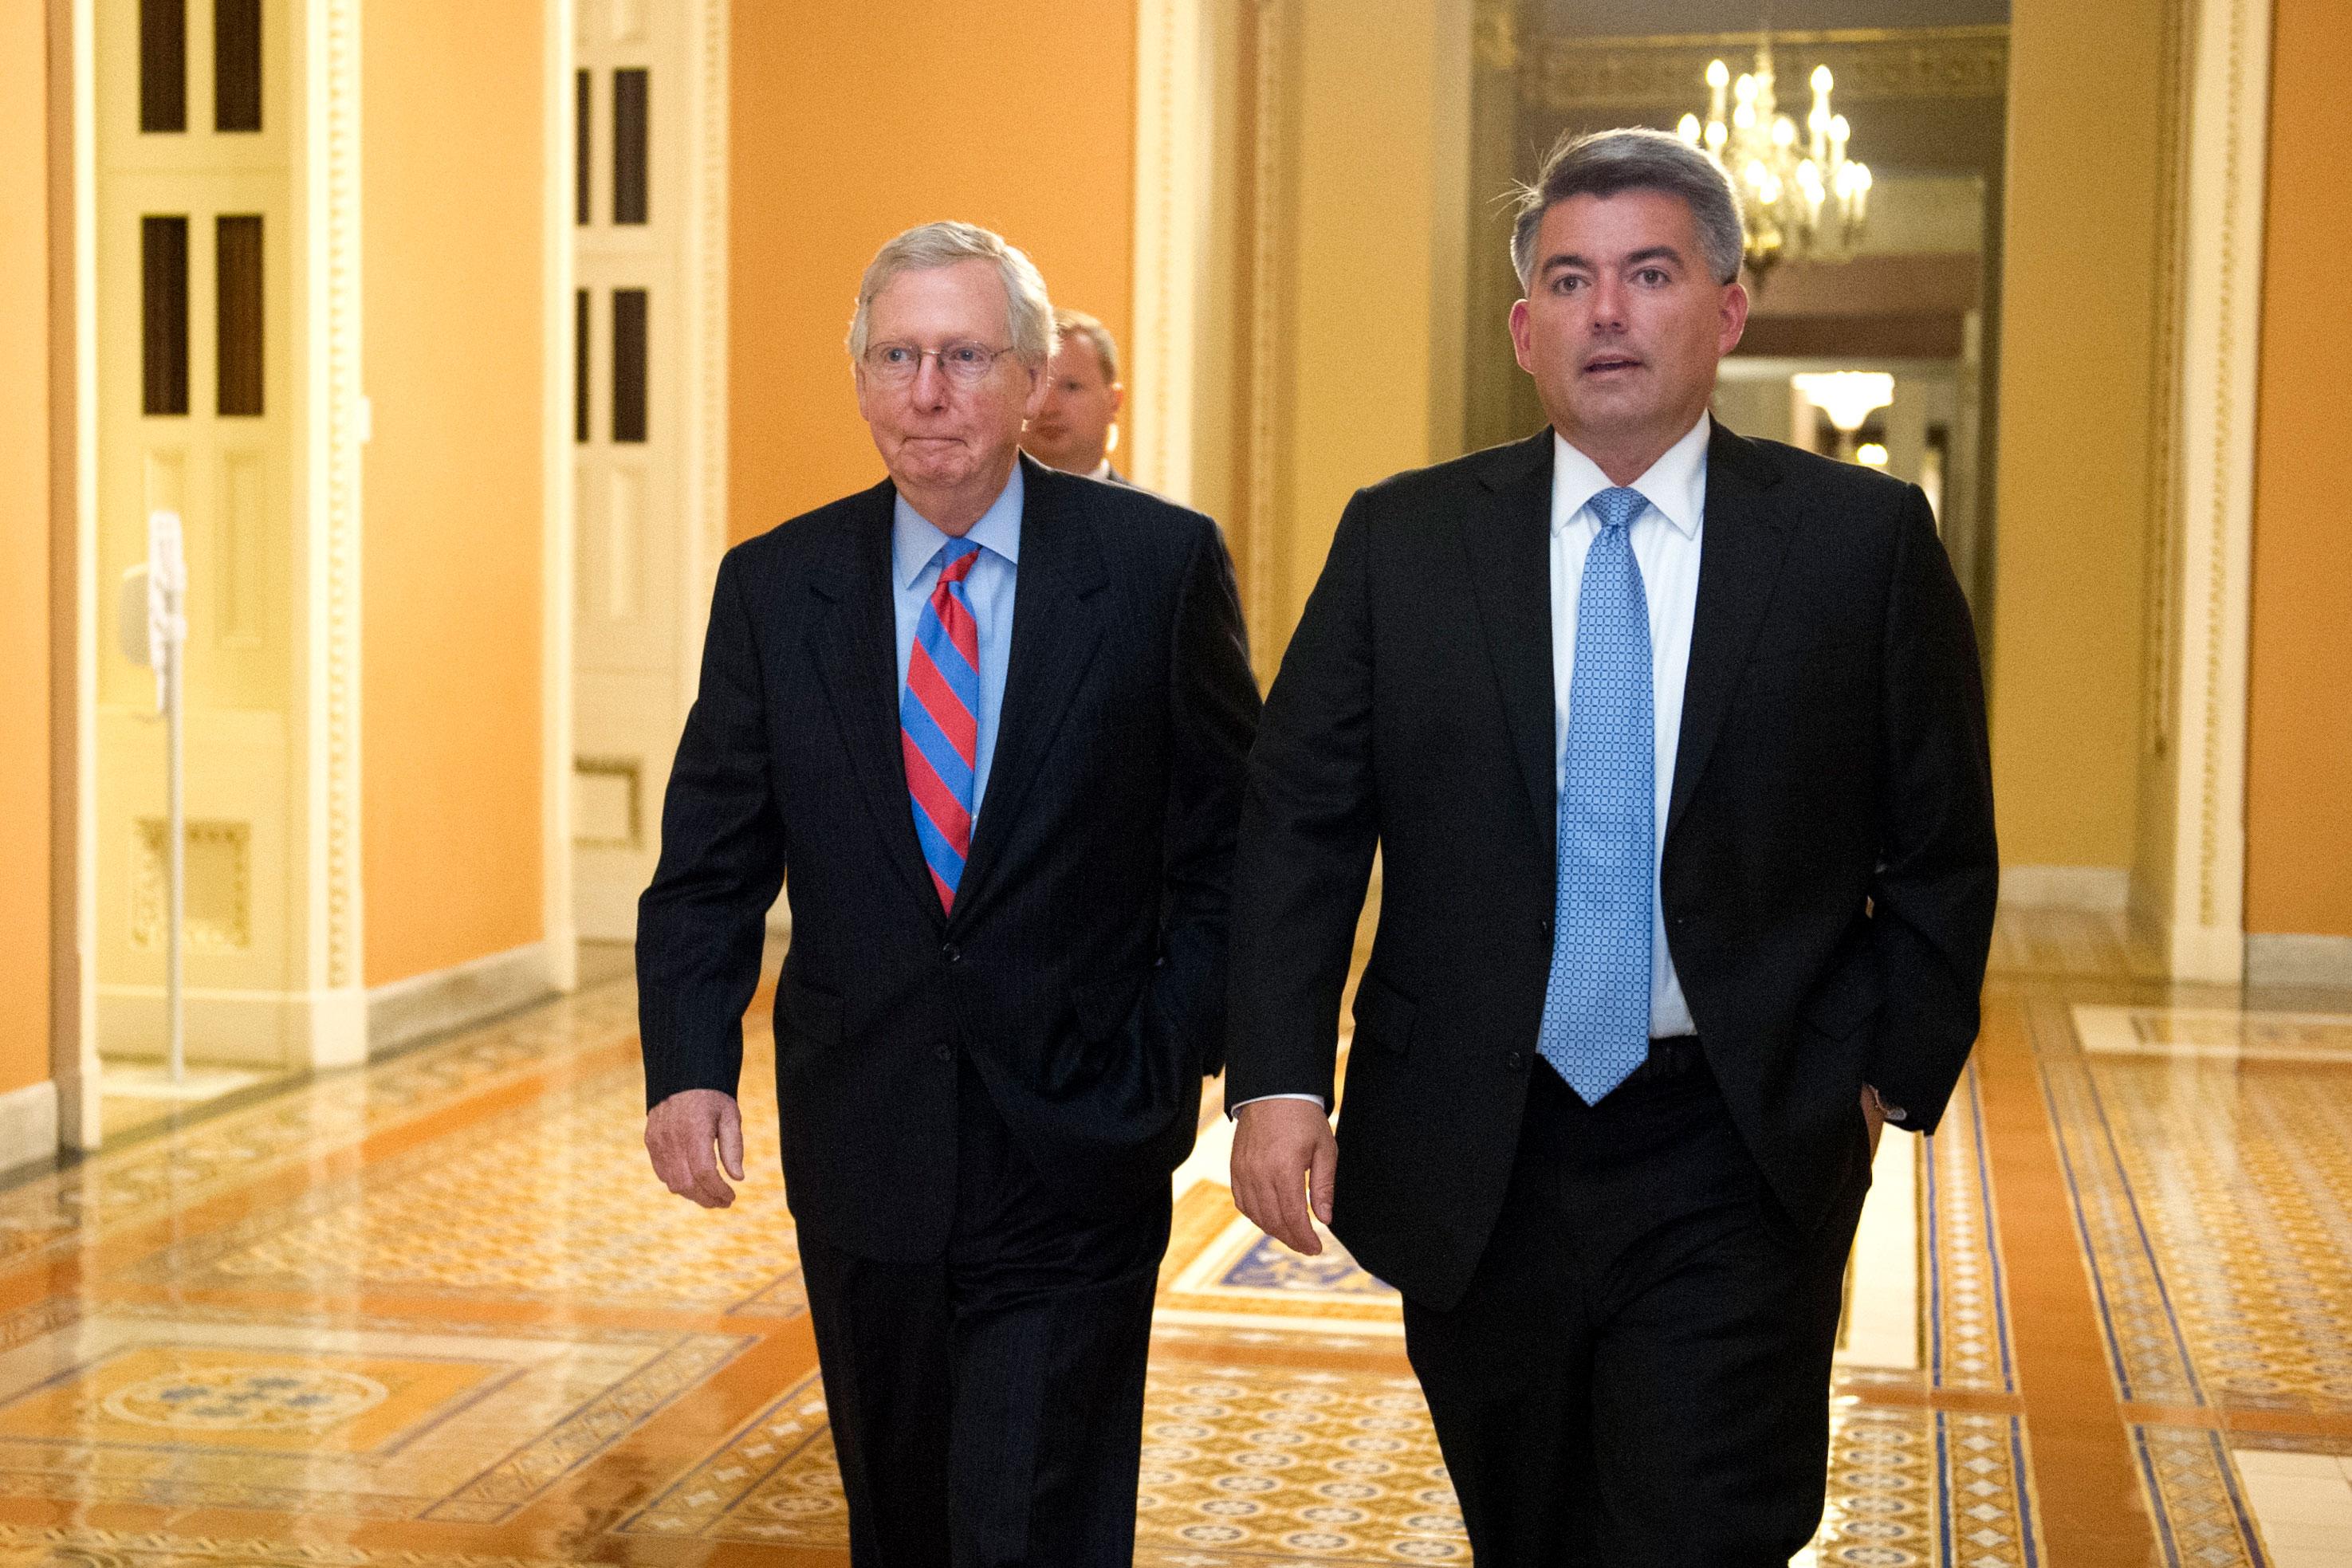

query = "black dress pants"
(797, 1060), (1171, 1568)
(1401, 1049), (1870, 1567)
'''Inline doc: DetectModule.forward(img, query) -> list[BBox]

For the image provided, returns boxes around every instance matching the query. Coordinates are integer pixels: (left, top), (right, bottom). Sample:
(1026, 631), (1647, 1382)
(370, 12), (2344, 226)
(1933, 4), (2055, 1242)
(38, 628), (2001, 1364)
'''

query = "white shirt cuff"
(1229, 1091), (1328, 1117)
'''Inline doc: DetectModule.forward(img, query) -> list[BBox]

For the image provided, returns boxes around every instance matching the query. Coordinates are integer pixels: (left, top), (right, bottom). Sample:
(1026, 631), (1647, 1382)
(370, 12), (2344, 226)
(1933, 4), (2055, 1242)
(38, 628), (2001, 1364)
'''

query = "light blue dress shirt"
(891, 465), (1022, 818)
(1548, 415), (1709, 1039)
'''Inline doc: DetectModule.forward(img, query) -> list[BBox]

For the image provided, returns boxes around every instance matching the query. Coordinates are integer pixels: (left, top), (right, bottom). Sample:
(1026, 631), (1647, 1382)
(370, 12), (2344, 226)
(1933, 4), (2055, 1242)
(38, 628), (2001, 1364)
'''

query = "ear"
(1508, 297), (1536, 375)
(1108, 382), (1125, 418)
(1019, 360), (1049, 422)
(1716, 279), (1751, 357)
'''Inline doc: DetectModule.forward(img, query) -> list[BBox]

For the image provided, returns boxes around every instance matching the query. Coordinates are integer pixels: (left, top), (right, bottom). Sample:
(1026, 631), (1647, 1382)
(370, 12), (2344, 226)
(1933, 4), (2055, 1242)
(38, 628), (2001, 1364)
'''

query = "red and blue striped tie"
(902, 537), (983, 912)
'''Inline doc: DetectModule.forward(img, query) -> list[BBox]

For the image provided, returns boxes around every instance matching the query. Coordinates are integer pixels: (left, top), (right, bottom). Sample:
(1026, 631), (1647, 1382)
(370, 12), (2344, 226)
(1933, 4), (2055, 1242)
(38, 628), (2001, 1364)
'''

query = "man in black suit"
(1021, 308), (1128, 483)
(637, 220), (1258, 1566)
(1227, 128), (1996, 1565)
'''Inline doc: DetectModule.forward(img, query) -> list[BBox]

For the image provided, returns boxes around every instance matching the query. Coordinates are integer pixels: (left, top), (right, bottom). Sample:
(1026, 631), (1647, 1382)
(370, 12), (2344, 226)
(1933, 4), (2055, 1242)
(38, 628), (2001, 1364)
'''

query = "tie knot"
(936, 536), (982, 583)
(1589, 487), (1646, 534)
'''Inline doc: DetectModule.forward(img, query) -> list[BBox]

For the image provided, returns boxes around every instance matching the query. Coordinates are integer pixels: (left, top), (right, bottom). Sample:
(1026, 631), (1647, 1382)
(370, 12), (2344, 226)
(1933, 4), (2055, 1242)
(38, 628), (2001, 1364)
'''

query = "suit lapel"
(950, 457), (1109, 928)
(1462, 431), (1560, 864)
(808, 481), (942, 925)
(1666, 422), (1793, 840)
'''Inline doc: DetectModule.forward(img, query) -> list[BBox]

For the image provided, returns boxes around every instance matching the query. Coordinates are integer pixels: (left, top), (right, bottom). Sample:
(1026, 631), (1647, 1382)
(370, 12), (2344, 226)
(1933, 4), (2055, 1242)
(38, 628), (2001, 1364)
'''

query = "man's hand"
(646, 1089), (745, 1209)
(1862, 1085), (1886, 1160)
(1230, 1098), (1336, 1256)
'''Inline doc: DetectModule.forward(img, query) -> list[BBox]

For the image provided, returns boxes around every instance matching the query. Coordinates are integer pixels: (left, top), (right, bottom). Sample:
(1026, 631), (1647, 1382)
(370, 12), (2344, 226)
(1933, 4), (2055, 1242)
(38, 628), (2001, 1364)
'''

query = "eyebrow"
(1541, 244), (1687, 277)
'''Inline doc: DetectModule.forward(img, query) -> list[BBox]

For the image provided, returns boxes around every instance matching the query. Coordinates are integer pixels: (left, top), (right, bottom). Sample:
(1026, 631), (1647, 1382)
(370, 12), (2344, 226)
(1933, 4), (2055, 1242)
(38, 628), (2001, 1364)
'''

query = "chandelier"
(1677, 44), (1871, 280)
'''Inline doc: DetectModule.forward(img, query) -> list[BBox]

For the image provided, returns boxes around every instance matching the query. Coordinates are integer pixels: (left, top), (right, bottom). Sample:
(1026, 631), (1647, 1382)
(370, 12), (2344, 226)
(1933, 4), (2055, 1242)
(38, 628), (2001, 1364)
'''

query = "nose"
(909, 353), (952, 407)
(1587, 274), (1630, 331)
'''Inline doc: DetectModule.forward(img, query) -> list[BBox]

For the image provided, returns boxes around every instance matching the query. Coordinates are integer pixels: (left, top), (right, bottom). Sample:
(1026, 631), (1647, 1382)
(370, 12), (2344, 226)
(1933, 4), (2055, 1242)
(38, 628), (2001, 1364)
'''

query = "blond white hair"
(845, 221), (1057, 364)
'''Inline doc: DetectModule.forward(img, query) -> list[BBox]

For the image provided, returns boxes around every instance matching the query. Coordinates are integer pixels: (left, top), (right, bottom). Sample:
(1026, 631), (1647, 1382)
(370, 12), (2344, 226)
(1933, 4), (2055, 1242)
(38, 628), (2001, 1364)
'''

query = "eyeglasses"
(860, 340), (1017, 387)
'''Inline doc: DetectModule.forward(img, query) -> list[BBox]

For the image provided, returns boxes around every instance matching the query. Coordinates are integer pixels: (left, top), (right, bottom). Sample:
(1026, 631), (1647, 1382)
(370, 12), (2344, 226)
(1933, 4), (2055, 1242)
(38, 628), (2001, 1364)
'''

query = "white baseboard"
(367, 941), (558, 1056)
(0, 1080), (58, 1175)
(2001, 864), (2130, 912)
(2245, 933), (2352, 991)
(96, 986), (368, 1071)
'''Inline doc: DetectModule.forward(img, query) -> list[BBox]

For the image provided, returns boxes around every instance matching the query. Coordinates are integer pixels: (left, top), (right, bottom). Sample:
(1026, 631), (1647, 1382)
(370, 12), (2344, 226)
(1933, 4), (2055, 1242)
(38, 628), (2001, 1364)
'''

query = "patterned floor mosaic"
(132, 1060), (805, 1315)
(2043, 1003), (2352, 1413)
(0, 932), (2338, 1566)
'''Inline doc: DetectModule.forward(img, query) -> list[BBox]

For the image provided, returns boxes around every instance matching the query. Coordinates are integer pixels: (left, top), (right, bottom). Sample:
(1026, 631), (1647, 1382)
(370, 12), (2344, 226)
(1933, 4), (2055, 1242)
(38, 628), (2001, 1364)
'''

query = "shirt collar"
(1088, 458), (1113, 481)
(1549, 413), (1709, 540)
(893, 462), (1025, 588)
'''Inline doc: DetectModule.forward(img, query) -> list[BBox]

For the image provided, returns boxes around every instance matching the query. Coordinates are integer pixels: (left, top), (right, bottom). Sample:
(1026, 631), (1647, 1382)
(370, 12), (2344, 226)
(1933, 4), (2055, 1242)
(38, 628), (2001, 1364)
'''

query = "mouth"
(1582, 354), (1645, 377)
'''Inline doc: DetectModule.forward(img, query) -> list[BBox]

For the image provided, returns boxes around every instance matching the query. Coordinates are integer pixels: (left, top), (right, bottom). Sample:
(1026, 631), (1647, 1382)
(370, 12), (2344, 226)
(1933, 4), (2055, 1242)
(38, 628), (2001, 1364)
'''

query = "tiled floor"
(0, 914), (2342, 1565)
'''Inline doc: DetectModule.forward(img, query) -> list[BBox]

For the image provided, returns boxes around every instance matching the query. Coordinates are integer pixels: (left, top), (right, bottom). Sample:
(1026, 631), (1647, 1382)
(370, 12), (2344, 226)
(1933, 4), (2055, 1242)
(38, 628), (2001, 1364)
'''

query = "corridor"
(0, 913), (2341, 1566)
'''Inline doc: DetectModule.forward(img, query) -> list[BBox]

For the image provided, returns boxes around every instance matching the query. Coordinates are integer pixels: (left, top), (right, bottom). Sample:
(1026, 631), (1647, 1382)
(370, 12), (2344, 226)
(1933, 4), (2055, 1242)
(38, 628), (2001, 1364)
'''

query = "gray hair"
(1509, 127), (1746, 290)
(845, 220), (1057, 365)
(1052, 308), (1120, 383)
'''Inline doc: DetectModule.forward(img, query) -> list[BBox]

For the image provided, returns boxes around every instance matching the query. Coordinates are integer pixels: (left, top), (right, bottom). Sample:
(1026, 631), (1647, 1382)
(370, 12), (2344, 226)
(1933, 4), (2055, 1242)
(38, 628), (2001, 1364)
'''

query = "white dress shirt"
(1548, 415), (1706, 1039)
(1236, 416), (1710, 1114)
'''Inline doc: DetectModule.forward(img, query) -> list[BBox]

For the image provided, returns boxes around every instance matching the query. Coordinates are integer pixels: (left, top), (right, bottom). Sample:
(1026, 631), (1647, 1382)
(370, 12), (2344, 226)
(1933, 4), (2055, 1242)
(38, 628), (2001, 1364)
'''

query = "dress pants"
(1400, 1046), (1870, 1567)
(798, 1059), (1171, 1568)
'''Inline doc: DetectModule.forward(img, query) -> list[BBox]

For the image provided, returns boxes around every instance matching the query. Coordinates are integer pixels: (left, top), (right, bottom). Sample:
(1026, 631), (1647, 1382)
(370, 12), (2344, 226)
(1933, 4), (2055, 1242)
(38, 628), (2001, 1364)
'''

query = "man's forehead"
(1053, 334), (1109, 380)
(868, 260), (1009, 329)
(1537, 191), (1700, 259)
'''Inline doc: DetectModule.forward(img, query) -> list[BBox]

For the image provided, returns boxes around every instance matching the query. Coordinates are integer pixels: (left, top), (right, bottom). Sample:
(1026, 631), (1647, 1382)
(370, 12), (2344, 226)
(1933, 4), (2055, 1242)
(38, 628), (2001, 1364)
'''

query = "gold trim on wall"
(2142, 0), (2191, 764)
(1239, 0), (1299, 680)
(1528, 26), (2010, 112)
(313, 0), (363, 996)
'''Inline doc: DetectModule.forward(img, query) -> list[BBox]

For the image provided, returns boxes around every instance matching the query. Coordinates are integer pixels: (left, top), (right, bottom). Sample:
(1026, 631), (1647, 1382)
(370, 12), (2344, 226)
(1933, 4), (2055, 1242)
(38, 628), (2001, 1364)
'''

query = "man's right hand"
(645, 1089), (745, 1209)
(1230, 1097), (1337, 1256)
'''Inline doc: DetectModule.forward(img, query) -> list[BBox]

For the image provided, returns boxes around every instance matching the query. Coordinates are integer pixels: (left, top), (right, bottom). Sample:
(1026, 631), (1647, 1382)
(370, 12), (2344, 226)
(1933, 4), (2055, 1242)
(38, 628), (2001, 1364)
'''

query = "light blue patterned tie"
(1537, 486), (1655, 1103)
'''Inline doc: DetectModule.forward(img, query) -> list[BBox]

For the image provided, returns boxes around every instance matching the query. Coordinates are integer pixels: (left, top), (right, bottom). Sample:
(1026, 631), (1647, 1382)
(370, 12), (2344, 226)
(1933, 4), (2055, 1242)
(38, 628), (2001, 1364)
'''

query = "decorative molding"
(61, 0), (104, 1150)
(541, 0), (580, 994)
(1131, 0), (1208, 501)
(366, 941), (560, 1055)
(2001, 865), (2131, 914)
(2153, 0), (2270, 982)
(1241, 0), (1299, 676)
(571, 756), (642, 849)
(2244, 935), (2352, 992)
(133, 819), (253, 950)
(1527, 26), (2009, 112)
(2142, 0), (2193, 760)
(318, 0), (363, 996)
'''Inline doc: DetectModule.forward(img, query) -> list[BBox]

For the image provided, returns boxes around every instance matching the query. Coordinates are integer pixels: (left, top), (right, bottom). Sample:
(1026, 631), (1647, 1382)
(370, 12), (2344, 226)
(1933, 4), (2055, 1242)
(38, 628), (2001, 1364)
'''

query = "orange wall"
(0, 0), (52, 1094)
(729, 2), (1137, 540)
(2246, 0), (2352, 940)
(1990, 0), (2166, 873)
(360, 0), (547, 984)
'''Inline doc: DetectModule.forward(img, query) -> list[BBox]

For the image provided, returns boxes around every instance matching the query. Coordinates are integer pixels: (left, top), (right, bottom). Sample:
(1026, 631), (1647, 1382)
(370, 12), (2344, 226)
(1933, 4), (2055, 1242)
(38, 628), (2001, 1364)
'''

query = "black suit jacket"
(1228, 423), (1997, 1307)
(639, 455), (1261, 1262)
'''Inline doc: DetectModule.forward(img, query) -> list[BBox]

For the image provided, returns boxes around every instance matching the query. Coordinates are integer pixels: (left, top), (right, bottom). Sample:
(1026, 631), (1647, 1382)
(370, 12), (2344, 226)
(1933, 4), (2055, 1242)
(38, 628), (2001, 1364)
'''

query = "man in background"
(1021, 307), (1127, 481)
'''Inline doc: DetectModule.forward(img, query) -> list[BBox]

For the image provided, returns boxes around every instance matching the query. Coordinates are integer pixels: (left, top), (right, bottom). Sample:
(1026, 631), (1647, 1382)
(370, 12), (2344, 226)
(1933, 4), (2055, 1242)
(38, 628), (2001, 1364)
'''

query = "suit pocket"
(1350, 971), (1417, 1059)
(1798, 958), (1884, 1039)
(777, 969), (844, 1046)
(1072, 968), (1149, 1043)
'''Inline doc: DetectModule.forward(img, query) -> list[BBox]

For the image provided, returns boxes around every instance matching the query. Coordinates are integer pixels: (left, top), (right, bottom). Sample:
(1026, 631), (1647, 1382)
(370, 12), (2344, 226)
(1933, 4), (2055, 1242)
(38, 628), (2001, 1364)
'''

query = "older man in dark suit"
(1227, 129), (1997, 1565)
(637, 221), (1258, 1567)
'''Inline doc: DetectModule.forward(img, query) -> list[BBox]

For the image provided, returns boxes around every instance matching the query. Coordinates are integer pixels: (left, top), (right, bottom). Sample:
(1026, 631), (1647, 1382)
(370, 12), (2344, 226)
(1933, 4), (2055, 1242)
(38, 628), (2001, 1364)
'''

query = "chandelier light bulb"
(1685, 45), (1871, 277)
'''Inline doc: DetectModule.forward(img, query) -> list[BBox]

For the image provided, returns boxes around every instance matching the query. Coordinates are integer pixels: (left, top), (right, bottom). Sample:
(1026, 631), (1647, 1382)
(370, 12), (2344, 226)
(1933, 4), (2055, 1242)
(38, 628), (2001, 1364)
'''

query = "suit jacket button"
(1506, 1051), (1527, 1072)
(934, 1044), (954, 1063)
(942, 943), (962, 964)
